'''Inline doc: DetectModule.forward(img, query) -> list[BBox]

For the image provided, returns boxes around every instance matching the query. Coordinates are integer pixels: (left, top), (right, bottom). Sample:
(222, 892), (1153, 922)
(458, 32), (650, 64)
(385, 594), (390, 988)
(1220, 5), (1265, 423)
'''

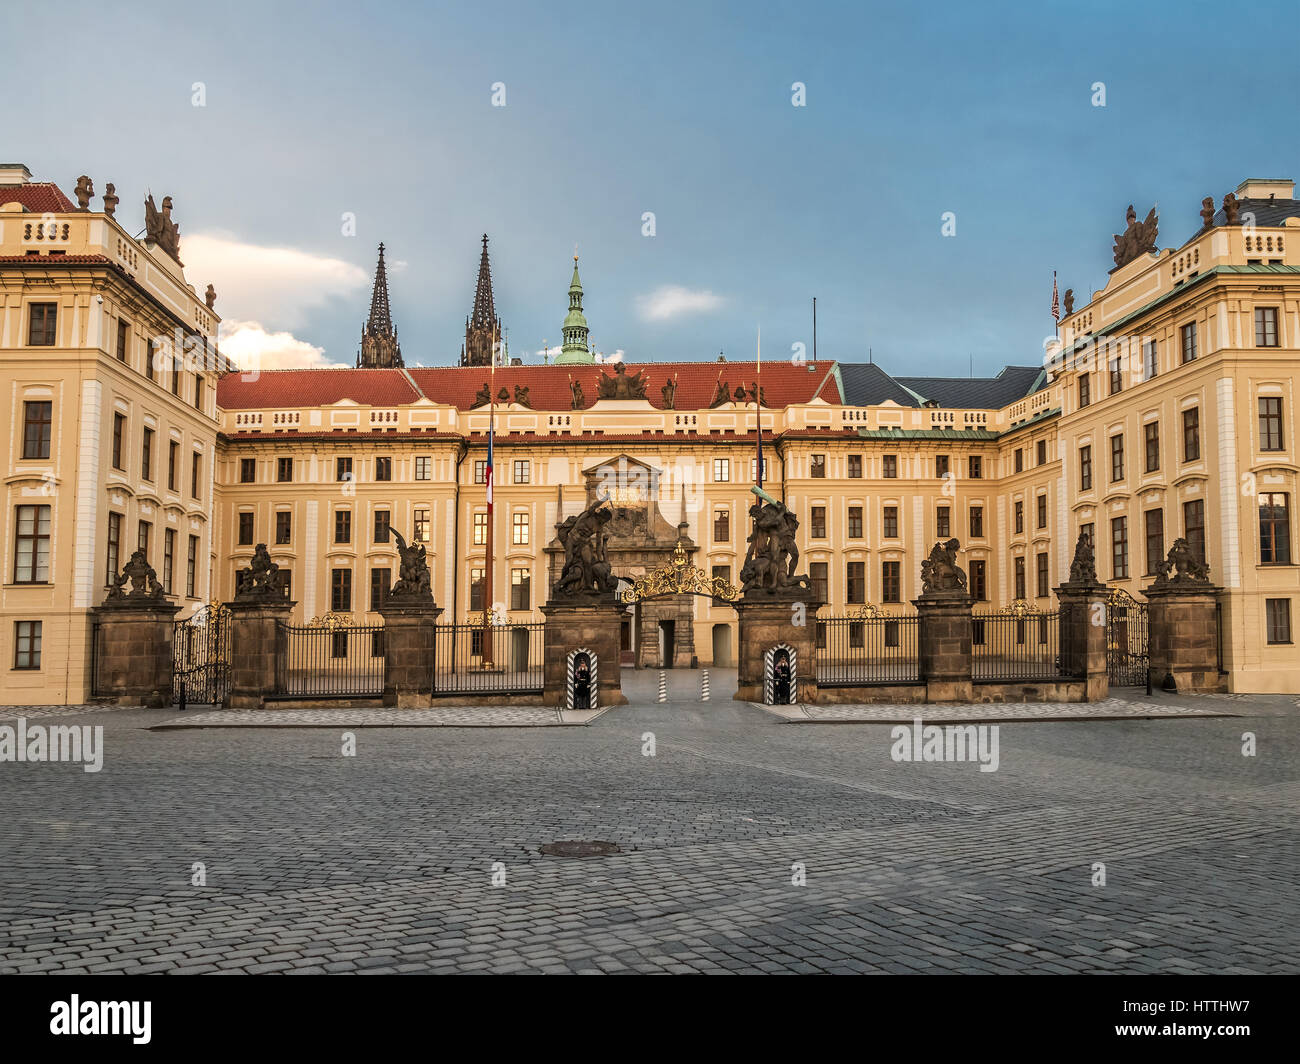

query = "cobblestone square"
(1, 676), (1297, 974)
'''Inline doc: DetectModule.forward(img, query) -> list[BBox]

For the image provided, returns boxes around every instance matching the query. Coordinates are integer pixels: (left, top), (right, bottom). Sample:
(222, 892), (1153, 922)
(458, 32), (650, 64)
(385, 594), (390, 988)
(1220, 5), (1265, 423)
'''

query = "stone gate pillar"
(90, 548), (180, 707)
(378, 602), (441, 708)
(913, 538), (974, 703)
(226, 544), (295, 709)
(1055, 530), (1109, 701)
(732, 594), (822, 703)
(541, 596), (627, 708)
(1144, 539), (1224, 693)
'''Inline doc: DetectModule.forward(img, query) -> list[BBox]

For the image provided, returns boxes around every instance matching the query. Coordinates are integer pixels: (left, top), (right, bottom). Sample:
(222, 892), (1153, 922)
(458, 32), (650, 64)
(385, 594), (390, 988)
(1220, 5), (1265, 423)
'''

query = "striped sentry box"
(763, 644), (797, 705)
(565, 648), (597, 710)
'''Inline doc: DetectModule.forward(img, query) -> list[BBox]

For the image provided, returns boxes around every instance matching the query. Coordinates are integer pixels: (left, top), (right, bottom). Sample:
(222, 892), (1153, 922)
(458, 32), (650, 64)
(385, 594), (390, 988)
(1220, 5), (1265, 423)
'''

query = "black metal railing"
(815, 614), (920, 685)
(89, 622), (105, 697)
(173, 606), (231, 706)
(1106, 594), (1150, 688)
(431, 622), (544, 695)
(273, 621), (385, 697)
(973, 611), (1062, 681)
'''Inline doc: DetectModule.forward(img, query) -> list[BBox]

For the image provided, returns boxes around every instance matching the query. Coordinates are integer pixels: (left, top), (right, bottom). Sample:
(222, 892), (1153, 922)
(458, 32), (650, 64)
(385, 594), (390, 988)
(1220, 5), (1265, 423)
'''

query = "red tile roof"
(0, 182), (77, 213)
(218, 362), (840, 412)
(0, 254), (113, 264)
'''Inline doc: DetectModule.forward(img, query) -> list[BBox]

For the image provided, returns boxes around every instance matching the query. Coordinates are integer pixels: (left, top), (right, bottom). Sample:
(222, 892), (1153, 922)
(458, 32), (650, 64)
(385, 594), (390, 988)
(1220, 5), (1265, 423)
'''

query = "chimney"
(0, 163), (33, 185)
(1235, 178), (1294, 201)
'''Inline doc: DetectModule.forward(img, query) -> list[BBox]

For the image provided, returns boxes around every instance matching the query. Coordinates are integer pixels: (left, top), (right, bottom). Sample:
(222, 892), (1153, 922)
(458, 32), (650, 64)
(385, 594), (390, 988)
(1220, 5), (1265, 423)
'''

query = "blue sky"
(8, 0), (1297, 374)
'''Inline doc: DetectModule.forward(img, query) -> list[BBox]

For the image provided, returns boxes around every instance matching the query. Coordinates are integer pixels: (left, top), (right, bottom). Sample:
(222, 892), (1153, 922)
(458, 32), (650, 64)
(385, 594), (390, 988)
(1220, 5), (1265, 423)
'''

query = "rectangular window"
(275, 566), (292, 604)
(277, 456), (293, 483)
(14, 621), (41, 669)
(970, 560), (987, 601)
(713, 458), (730, 483)
(1036, 494), (1048, 530)
(1183, 408), (1200, 461)
(336, 457), (353, 483)
(276, 511), (292, 545)
(511, 568), (531, 611)
(936, 455), (950, 478)
(112, 413), (126, 470)
(414, 508), (430, 543)
(1266, 599), (1292, 644)
(473, 512), (488, 546)
(883, 455), (897, 478)
(146, 340), (155, 381)
(846, 561), (865, 604)
(116, 319), (129, 362)
(1078, 374), (1090, 408)
(1109, 355), (1123, 395)
(1080, 522), (1095, 548)
(193, 373), (203, 412)
(1259, 397), (1284, 451)
(1014, 500), (1024, 534)
(811, 506), (827, 538)
(847, 506), (863, 538)
(170, 356), (180, 396)
(714, 509), (730, 542)
(238, 512), (254, 546)
(415, 456), (431, 481)
(1014, 556), (1026, 600)
(883, 506), (898, 539)
(513, 511), (530, 546)
(239, 457), (255, 483)
(375, 456), (392, 482)
(469, 568), (485, 612)
(137, 520), (151, 562)
(331, 568), (352, 613)
(28, 302), (57, 345)
(847, 455), (862, 479)
(106, 512), (122, 586)
(137, 427), (153, 482)
(191, 453), (201, 499)
(1143, 339), (1158, 380)
(332, 631), (348, 659)
(473, 460), (487, 484)
(1180, 322), (1197, 364)
(968, 456), (982, 479)
(1110, 434), (1124, 482)
(370, 568), (391, 612)
(936, 506), (950, 538)
(169, 441), (179, 491)
(1014, 448), (1023, 473)
(13, 504), (51, 583)
(1111, 516), (1129, 580)
(969, 506), (984, 539)
(810, 562), (828, 603)
(163, 528), (175, 595)
(1255, 306), (1279, 347)
(752, 458), (769, 483)
(513, 459), (530, 484)
(1259, 493), (1291, 565)
(1036, 552), (1049, 598)
(1036, 439), (1047, 465)
(374, 509), (390, 544)
(1144, 422), (1160, 473)
(334, 510), (352, 544)
(1145, 508), (1164, 575)
(881, 562), (900, 603)
(22, 401), (52, 460)
(186, 535), (198, 597)
(810, 454), (826, 479)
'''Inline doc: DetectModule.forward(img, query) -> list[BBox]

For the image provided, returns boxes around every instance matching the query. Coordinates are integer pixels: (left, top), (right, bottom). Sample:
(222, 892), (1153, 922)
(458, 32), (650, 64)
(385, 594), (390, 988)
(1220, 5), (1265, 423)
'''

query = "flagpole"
(755, 326), (763, 491)
(483, 323), (497, 666)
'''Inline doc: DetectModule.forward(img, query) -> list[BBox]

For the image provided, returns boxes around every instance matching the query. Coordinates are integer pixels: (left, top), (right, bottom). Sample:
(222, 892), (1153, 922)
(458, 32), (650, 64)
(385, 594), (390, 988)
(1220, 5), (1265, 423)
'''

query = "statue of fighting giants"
(920, 538), (968, 596)
(554, 497), (619, 596)
(389, 529), (434, 600)
(740, 492), (810, 595)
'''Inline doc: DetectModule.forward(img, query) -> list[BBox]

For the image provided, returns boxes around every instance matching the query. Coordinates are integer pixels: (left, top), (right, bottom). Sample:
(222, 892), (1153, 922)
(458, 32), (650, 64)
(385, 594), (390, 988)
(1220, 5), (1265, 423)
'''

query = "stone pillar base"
(1056, 582), (1109, 702)
(90, 602), (181, 707)
(378, 601), (441, 707)
(1144, 583), (1225, 693)
(541, 596), (628, 708)
(732, 593), (822, 704)
(226, 599), (295, 710)
(914, 593), (972, 703)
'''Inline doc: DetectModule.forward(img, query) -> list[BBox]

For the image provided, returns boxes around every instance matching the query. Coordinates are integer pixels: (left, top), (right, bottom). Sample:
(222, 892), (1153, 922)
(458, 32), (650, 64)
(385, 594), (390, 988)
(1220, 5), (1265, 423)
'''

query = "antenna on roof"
(812, 297), (817, 365)
(969, 353), (973, 378)
(868, 347), (872, 365)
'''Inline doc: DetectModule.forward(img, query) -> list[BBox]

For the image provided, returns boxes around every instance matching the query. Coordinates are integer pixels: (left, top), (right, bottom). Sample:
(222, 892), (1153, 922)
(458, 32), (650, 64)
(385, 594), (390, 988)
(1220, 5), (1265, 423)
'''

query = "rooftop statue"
(102, 182), (118, 218)
(597, 362), (648, 400)
(144, 193), (182, 263)
(74, 175), (94, 210)
(1112, 204), (1158, 269)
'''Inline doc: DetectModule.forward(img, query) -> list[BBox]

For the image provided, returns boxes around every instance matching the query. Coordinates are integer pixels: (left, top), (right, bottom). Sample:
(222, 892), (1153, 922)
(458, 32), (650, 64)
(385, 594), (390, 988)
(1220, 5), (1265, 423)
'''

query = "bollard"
(701, 670), (710, 702)
(657, 670), (667, 703)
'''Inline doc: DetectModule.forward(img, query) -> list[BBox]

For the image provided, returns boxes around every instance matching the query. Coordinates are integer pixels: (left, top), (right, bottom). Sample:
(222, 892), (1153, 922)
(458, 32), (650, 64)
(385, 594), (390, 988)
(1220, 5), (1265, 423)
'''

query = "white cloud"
(636, 285), (725, 322)
(218, 319), (339, 371)
(184, 232), (369, 330)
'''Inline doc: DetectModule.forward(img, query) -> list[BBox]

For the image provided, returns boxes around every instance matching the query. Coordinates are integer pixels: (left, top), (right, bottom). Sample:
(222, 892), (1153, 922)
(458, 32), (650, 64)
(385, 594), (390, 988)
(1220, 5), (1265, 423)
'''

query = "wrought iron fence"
(273, 621), (385, 698)
(173, 603), (231, 706)
(89, 621), (105, 697)
(432, 622), (544, 695)
(972, 609), (1062, 681)
(815, 612), (920, 685)
(1107, 588), (1150, 688)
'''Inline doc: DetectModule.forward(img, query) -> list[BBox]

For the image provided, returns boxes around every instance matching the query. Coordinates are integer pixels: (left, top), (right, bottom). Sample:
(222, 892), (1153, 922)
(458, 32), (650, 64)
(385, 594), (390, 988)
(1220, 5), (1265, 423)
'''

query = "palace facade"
(2, 164), (1298, 703)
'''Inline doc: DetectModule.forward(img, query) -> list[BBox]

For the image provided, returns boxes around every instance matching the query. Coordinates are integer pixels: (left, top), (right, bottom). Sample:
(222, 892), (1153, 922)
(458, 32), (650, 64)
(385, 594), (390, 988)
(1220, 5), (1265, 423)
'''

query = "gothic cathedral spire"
(357, 242), (403, 368)
(461, 234), (504, 367)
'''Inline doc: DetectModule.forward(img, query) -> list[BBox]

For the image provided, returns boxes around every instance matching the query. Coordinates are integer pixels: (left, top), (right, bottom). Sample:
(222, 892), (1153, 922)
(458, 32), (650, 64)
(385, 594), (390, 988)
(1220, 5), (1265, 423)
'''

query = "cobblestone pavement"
(760, 697), (1234, 723)
(152, 705), (602, 728)
(1, 678), (1297, 974)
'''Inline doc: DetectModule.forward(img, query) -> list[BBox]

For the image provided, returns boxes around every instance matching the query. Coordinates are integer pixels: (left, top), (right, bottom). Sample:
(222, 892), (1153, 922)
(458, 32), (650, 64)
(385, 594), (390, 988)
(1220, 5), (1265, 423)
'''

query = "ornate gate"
(1106, 587), (1149, 688)
(173, 603), (231, 705)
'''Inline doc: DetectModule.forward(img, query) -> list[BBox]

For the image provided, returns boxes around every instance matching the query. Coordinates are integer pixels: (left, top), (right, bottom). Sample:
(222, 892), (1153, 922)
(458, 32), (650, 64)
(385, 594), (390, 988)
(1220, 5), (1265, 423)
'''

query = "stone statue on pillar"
(389, 529), (434, 602)
(554, 497), (619, 597)
(233, 544), (284, 603)
(919, 538), (968, 597)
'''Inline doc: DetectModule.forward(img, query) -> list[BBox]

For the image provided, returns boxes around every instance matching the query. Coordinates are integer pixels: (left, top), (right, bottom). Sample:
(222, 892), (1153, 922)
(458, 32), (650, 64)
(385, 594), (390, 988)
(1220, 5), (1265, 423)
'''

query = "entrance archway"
(619, 542), (741, 669)
(712, 623), (732, 667)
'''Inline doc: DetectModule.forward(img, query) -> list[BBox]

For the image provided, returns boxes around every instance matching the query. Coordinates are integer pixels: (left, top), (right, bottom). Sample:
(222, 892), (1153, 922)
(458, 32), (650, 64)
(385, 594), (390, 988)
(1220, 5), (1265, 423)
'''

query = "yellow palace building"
(2, 164), (1298, 702)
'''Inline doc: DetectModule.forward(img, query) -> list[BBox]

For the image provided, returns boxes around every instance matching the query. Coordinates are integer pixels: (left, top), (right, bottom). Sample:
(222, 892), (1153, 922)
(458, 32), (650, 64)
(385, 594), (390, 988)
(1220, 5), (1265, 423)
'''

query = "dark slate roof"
(894, 365), (1044, 409)
(837, 362), (920, 407)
